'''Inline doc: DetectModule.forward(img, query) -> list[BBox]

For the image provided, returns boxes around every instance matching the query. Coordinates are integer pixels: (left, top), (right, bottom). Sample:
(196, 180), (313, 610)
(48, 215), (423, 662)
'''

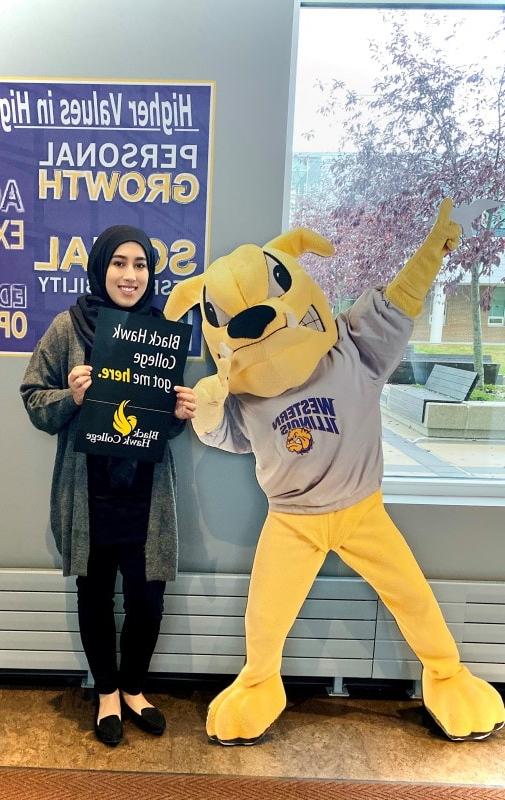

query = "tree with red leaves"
(292, 11), (505, 385)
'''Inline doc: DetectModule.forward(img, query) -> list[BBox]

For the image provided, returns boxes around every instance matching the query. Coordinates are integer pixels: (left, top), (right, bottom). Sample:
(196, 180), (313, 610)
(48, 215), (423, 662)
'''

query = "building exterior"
(413, 264), (505, 345)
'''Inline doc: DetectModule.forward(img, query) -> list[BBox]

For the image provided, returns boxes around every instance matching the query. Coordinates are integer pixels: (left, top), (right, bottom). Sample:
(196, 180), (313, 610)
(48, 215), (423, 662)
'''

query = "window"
(488, 287), (505, 326)
(290, 3), (505, 493)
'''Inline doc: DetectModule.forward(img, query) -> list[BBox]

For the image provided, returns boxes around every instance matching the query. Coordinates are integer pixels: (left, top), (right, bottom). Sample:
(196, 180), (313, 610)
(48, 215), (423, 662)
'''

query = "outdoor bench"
(386, 364), (478, 424)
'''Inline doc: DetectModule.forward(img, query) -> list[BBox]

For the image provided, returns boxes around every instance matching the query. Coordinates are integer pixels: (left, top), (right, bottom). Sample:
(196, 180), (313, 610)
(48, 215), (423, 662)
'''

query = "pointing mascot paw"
(165, 200), (504, 745)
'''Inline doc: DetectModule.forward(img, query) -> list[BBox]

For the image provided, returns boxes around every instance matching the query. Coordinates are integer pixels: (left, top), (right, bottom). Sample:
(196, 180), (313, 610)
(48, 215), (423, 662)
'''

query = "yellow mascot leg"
(335, 493), (505, 741)
(207, 510), (327, 745)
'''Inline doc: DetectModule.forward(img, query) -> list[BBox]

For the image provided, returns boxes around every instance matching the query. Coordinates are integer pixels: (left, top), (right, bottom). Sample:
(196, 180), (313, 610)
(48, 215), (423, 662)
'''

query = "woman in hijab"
(21, 225), (196, 746)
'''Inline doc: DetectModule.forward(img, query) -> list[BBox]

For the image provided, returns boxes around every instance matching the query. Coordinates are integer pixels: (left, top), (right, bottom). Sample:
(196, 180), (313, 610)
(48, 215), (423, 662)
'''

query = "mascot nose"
(227, 305), (276, 340)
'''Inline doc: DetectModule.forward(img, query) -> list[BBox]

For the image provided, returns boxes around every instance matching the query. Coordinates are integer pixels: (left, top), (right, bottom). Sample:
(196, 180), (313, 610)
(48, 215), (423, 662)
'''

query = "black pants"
(76, 542), (166, 695)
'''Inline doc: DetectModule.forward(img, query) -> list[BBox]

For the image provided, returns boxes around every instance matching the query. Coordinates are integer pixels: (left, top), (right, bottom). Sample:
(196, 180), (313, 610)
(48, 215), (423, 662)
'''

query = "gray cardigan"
(20, 311), (180, 581)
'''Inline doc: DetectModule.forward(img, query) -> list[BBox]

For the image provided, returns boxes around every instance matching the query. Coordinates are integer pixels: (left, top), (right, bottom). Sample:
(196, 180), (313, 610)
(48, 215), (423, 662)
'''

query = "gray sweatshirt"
(199, 289), (413, 514)
(20, 311), (179, 580)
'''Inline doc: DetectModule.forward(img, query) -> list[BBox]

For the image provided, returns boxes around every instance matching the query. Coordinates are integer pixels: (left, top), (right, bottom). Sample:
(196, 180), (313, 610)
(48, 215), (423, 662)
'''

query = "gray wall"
(0, 0), (502, 583)
(0, 0), (293, 572)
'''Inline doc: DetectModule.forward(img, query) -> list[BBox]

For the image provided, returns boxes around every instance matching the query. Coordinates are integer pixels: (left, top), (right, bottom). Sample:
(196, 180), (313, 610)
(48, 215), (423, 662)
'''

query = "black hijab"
(69, 224), (161, 350)
(70, 225), (161, 488)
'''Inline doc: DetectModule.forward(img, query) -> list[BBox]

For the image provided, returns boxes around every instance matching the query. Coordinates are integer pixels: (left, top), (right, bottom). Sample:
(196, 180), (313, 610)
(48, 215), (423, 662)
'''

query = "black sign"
(75, 308), (192, 462)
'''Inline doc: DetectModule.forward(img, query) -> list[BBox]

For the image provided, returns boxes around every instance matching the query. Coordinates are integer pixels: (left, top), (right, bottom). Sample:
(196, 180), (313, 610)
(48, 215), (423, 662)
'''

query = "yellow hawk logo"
(113, 400), (137, 436)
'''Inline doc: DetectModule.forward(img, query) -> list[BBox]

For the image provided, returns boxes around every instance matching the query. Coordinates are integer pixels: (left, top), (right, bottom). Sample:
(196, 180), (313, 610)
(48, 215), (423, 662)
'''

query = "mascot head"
(164, 228), (337, 398)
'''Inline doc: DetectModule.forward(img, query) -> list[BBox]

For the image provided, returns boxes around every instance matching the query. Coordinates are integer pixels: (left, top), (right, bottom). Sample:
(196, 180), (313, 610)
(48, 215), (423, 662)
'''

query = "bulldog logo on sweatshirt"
(286, 427), (313, 454)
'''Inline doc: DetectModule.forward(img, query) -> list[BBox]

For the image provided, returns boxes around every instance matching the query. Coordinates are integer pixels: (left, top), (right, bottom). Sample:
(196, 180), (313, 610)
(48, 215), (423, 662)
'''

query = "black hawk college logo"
(113, 400), (137, 436)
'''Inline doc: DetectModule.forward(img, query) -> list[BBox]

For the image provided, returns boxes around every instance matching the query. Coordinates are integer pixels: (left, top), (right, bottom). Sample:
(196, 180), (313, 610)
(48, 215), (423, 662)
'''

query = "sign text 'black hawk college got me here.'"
(75, 309), (191, 462)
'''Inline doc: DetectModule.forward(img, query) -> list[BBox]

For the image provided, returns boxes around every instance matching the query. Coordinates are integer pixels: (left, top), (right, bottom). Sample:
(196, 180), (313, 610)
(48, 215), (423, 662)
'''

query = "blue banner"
(0, 78), (214, 355)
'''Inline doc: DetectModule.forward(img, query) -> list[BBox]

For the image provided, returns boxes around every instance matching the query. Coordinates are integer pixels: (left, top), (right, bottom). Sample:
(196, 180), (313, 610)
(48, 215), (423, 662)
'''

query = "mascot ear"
(265, 227), (334, 259)
(163, 274), (205, 321)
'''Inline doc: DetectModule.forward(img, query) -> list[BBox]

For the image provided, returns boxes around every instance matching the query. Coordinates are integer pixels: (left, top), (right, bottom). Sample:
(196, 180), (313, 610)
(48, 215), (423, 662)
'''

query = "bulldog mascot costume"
(165, 199), (504, 744)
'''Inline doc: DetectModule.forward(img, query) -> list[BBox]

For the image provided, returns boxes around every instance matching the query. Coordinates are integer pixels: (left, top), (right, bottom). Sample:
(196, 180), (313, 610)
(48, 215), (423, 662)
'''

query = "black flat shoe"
(94, 713), (123, 746)
(122, 701), (166, 735)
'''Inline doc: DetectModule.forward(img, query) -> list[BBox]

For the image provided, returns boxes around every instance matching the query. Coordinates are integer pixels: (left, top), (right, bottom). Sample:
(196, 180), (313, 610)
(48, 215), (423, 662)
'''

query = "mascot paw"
(423, 665), (505, 741)
(206, 673), (286, 746)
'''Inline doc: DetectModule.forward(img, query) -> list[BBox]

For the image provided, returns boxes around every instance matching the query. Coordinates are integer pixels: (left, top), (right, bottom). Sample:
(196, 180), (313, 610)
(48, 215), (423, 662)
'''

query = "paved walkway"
(381, 412), (505, 480)
(382, 428), (470, 478)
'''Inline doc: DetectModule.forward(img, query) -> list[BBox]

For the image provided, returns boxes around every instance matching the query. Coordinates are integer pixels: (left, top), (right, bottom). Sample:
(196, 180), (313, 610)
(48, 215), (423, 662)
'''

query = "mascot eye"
(203, 286), (230, 328)
(265, 252), (292, 297)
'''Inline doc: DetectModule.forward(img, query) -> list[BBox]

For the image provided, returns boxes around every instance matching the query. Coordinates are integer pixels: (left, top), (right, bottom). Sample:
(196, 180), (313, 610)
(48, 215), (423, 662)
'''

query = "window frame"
(286, 0), (505, 505)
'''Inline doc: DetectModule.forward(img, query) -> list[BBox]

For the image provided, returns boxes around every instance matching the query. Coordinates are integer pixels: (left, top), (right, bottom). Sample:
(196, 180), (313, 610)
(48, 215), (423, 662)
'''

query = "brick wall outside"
(412, 287), (505, 344)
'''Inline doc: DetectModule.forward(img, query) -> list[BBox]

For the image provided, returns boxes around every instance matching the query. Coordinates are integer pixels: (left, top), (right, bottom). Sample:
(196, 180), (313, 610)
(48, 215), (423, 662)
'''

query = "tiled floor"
(0, 680), (504, 786)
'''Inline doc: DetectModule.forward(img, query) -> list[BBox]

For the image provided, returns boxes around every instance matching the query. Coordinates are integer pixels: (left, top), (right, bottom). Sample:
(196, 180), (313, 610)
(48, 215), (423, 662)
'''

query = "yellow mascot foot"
(206, 673), (287, 746)
(423, 666), (505, 741)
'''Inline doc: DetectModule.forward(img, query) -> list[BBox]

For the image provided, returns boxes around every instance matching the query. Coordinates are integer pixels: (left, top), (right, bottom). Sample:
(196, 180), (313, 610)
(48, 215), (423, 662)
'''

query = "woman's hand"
(174, 385), (197, 420)
(68, 365), (93, 406)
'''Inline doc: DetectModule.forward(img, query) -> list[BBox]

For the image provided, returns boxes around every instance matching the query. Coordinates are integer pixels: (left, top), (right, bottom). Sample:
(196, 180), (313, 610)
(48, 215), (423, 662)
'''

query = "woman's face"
(105, 241), (150, 308)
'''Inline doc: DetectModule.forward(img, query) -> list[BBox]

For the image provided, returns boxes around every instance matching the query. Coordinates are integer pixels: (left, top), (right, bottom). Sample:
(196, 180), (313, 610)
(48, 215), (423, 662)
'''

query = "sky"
(293, 7), (504, 153)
